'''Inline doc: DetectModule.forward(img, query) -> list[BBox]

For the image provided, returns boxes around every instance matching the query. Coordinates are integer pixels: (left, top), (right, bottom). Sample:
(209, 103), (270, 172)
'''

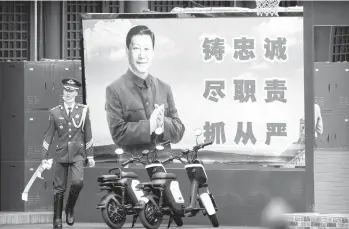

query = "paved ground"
(0, 223), (260, 229)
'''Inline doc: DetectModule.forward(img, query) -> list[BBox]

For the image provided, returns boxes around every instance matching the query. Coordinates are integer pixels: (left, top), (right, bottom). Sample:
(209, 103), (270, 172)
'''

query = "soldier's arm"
(105, 85), (151, 146)
(84, 107), (94, 158)
(163, 85), (185, 144)
(41, 111), (56, 160)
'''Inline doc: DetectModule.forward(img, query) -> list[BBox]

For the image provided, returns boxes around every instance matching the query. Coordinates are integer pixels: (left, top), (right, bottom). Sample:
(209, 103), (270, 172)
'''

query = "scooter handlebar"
(201, 141), (214, 148)
(162, 155), (187, 165)
(160, 140), (171, 146)
(122, 156), (148, 166)
(122, 159), (133, 167)
(161, 156), (173, 165)
(181, 149), (190, 155)
(196, 141), (213, 150)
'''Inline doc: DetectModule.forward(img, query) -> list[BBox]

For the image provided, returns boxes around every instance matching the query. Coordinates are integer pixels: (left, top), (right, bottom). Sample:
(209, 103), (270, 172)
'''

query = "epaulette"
(50, 105), (62, 111)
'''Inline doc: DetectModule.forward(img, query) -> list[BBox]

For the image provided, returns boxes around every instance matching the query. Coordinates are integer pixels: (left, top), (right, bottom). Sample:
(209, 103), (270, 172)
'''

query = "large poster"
(81, 15), (304, 163)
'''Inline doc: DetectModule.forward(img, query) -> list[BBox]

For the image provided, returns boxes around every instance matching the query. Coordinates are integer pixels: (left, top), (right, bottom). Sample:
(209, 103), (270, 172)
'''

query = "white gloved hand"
(87, 157), (95, 167)
(41, 159), (53, 170)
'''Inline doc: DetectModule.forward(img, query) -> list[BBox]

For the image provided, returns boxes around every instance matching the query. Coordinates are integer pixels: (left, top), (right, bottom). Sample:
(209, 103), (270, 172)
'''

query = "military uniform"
(42, 103), (93, 163)
(41, 78), (94, 228)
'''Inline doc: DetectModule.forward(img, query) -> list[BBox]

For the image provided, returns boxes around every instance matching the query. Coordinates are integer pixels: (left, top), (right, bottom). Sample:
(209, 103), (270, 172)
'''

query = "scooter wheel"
(101, 196), (126, 229)
(208, 214), (219, 227)
(139, 201), (163, 229)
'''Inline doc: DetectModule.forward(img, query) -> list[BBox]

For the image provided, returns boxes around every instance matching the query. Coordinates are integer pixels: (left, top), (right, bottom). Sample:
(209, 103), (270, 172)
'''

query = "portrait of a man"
(104, 25), (185, 156)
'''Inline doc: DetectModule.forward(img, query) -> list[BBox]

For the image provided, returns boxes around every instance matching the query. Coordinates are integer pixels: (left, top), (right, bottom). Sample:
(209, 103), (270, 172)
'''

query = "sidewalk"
(1, 211), (348, 228)
(284, 213), (349, 228)
(0, 222), (256, 229)
(0, 212), (65, 225)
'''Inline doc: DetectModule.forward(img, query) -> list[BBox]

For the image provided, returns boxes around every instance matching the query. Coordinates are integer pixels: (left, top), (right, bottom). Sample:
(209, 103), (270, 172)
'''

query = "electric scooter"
(135, 129), (219, 229)
(96, 148), (147, 229)
(115, 129), (184, 228)
(97, 129), (183, 229)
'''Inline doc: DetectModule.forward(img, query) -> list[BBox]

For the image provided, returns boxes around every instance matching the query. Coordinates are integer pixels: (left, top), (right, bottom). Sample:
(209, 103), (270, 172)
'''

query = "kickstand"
(167, 215), (173, 228)
(132, 214), (138, 228)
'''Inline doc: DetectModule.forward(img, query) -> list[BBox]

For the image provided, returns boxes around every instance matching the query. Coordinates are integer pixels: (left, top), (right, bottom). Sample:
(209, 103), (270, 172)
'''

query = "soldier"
(41, 78), (95, 229)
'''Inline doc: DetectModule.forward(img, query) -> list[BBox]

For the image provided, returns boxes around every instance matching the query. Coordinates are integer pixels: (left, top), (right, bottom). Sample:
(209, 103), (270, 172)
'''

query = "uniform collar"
(126, 68), (152, 88)
(64, 102), (76, 110)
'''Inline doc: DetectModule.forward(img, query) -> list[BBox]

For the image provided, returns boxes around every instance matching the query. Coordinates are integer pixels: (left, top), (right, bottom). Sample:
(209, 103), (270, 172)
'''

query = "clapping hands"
(150, 104), (165, 134)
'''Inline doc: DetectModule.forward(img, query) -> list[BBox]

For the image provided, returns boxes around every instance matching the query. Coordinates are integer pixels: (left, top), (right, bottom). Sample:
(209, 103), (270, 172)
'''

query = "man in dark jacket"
(41, 78), (95, 228)
(105, 25), (185, 155)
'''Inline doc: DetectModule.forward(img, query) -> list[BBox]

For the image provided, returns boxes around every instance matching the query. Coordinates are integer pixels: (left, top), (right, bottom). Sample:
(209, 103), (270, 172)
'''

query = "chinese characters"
(201, 37), (226, 62)
(201, 36), (288, 62)
(202, 121), (287, 146)
(199, 35), (292, 148)
(203, 80), (226, 102)
(203, 79), (287, 104)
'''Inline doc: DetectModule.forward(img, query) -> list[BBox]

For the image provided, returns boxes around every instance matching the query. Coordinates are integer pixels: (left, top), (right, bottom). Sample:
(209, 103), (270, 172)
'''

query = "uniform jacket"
(105, 69), (185, 155)
(41, 103), (94, 163)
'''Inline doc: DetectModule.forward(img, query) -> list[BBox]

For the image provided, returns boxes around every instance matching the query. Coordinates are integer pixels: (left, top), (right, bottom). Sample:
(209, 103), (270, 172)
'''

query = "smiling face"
(126, 34), (154, 78)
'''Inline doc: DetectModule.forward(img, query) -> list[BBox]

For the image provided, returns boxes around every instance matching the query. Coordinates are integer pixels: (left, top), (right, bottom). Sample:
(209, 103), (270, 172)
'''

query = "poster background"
(81, 16), (304, 161)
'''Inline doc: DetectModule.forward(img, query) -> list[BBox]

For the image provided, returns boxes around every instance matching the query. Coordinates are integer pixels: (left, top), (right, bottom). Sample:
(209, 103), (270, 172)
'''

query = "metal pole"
(303, 1), (315, 212)
(34, 0), (37, 61)
(124, 0), (149, 13)
(43, 1), (62, 59)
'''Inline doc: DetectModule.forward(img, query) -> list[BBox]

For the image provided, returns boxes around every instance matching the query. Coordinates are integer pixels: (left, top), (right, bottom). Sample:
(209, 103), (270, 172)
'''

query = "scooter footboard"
(199, 193), (216, 215)
(134, 194), (159, 211)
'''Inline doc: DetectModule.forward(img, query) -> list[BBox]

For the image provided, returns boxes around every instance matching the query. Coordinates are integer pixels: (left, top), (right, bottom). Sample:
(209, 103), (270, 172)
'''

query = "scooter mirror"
(141, 149), (150, 155)
(114, 148), (124, 155)
(155, 127), (163, 135)
(156, 145), (164, 151)
(194, 128), (203, 136)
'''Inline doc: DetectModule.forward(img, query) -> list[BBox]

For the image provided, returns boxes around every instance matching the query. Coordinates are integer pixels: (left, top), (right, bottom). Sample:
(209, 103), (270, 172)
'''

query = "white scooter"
(135, 129), (219, 229)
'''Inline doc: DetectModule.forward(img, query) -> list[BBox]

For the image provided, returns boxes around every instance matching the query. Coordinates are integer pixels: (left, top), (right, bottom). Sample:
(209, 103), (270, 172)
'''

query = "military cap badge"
(62, 78), (82, 91)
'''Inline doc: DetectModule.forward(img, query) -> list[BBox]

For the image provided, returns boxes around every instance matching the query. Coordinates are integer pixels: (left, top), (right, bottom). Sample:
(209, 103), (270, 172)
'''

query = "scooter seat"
(98, 175), (119, 182)
(98, 171), (138, 181)
(136, 182), (164, 190)
(120, 171), (138, 178)
(151, 172), (177, 180)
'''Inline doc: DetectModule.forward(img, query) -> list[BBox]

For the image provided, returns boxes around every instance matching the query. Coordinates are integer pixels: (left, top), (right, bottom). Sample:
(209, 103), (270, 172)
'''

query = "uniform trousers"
(53, 160), (85, 196)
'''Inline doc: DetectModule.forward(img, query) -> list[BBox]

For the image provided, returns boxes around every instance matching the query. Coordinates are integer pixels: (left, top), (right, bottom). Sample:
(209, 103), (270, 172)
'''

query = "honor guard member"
(41, 78), (95, 229)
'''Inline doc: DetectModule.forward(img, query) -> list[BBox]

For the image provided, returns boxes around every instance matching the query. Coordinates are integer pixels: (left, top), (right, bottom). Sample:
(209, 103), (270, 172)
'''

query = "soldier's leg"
(53, 163), (68, 229)
(65, 160), (84, 226)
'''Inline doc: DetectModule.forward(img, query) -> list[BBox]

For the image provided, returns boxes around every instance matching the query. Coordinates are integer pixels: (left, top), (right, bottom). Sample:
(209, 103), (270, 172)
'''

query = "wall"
(0, 61), (84, 211)
(0, 62), (2, 209)
(314, 26), (332, 62)
(312, 1), (349, 214)
(313, 1), (349, 25)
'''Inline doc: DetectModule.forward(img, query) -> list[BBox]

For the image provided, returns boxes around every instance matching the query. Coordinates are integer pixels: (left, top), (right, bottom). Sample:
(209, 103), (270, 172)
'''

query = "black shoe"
(65, 191), (79, 226)
(53, 194), (63, 229)
(53, 219), (62, 229)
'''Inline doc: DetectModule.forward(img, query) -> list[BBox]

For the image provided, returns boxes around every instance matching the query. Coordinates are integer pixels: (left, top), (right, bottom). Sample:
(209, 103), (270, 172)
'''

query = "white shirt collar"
(64, 102), (75, 114)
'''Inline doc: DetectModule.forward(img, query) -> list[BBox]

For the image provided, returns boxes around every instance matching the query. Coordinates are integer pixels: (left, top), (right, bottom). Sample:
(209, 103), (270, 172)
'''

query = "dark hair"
(126, 25), (155, 49)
